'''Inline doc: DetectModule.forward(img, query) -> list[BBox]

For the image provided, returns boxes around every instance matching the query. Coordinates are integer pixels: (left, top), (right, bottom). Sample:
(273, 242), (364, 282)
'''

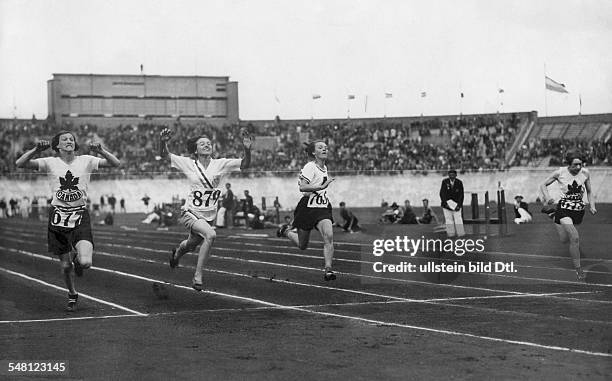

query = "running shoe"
(192, 278), (203, 292)
(324, 268), (337, 281)
(276, 224), (289, 238)
(66, 293), (78, 312)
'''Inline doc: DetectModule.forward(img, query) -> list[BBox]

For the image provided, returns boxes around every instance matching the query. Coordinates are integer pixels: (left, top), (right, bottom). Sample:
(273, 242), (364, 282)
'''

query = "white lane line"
(89, 237), (612, 286)
(4, 234), (524, 294)
(2, 249), (610, 358)
(4, 245), (610, 326)
(219, 236), (612, 263)
(7, 227), (612, 270)
(98, 235), (612, 274)
(214, 241), (612, 277)
(4, 238), (612, 307)
(0, 267), (147, 316)
(95, 241), (530, 294)
(295, 309), (612, 358)
(4, 224), (610, 262)
(0, 314), (145, 324)
(423, 291), (596, 302)
(92, 250), (610, 311)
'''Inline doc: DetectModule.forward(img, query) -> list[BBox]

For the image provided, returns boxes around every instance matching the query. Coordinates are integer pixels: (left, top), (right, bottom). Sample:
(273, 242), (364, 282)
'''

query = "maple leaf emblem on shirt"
(59, 171), (80, 191)
(567, 180), (582, 195)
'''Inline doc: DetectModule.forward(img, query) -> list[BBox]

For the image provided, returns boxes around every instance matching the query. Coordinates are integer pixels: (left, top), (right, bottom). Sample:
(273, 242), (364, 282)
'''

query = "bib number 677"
(51, 210), (83, 228)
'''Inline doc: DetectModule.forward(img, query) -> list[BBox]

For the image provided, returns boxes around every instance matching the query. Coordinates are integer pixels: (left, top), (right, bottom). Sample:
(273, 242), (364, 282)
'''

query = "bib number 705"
(51, 209), (84, 228)
(308, 190), (329, 208)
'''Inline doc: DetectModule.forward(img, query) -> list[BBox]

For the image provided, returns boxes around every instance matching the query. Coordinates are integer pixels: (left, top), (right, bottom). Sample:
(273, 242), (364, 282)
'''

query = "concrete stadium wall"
(2, 168), (610, 213)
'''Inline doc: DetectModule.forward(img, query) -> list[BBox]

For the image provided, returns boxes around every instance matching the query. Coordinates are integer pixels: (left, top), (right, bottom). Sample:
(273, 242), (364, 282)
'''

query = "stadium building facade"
(47, 73), (239, 127)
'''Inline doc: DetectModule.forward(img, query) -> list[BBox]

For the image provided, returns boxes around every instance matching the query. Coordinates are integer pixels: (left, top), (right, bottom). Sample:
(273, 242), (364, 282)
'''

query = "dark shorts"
(293, 196), (333, 231)
(48, 207), (94, 256)
(554, 207), (585, 225)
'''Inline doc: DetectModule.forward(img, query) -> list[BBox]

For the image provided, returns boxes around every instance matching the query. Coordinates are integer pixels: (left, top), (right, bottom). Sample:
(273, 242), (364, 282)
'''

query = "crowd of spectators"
(512, 138), (612, 167)
(1, 114), (610, 180)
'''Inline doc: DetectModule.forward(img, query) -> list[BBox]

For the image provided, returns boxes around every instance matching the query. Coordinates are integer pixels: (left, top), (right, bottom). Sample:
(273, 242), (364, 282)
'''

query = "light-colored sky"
(1, 0), (611, 120)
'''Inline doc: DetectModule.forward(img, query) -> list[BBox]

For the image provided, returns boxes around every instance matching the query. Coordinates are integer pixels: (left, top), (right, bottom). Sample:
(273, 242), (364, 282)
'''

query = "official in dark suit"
(439, 169), (465, 237)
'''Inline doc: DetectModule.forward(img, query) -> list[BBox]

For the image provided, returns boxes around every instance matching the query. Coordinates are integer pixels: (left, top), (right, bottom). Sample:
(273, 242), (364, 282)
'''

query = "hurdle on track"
(463, 189), (508, 236)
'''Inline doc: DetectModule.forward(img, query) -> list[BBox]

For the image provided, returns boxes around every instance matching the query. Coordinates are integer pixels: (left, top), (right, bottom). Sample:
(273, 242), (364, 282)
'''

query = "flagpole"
(311, 97), (314, 120)
(420, 92), (424, 117)
(496, 83), (499, 113)
(384, 95), (387, 118)
(347, 96), (350, 119)
(347, 97), (350, 119)
(459, 82), (463, 115)
(544, 63), (548, 117)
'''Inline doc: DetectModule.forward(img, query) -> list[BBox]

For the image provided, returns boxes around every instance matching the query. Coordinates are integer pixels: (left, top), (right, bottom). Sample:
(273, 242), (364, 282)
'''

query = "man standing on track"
(15, 131), (120, 311)
(439, 169), (465, 237)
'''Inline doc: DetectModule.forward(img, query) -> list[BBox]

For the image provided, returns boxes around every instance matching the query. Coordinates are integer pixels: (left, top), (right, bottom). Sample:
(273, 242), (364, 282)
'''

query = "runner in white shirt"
(540, 150), (597, 281)
(277, 141), (337, 281)
(15, 130), (120, 311)
(160, 128), (252, 291)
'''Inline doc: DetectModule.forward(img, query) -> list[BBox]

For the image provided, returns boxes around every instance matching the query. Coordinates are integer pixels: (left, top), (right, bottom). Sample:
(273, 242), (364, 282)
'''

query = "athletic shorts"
(179, 209), (214, 231)
(554, 207), (585, 225)
(47, 206), (93, 256)
(292, 196), (333, 231)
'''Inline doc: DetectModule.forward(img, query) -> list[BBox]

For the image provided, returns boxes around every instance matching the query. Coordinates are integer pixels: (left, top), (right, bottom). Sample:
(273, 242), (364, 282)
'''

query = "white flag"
(545, 76), (569, 93)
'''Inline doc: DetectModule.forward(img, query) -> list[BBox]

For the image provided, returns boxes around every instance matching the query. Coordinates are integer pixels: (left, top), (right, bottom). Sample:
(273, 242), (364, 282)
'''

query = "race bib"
(307, 190), (329, 208)
(51, 208), (84, 228)
(190, 189), (222, 210)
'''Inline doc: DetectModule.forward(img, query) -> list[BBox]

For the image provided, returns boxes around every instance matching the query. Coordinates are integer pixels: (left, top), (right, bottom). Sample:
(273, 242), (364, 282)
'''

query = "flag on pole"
(420, 91), (427, 98)
(274, 95), (280, 103)
(385, 93), (393, 98)
(545, 76), (569, 93)
(364, 95), (368, 112)
(347, 94), (355, 100)
(312, 94), (321, 99)
(498, 88), (504, 93)
(460, 92), (464, 98)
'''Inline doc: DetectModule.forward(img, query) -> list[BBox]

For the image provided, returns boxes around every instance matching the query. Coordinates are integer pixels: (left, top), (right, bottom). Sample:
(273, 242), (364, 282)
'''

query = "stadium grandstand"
(511, 113), (612, 167)
(1, 111), (611, 180)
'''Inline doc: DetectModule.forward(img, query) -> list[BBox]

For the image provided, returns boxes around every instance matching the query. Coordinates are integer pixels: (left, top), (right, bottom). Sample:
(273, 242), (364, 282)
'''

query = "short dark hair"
(51, 131), (79, 152)
(565, 149), (583, 165)
(303, 140), (326, 158)
(448, 169), (457, 175)
(186, 135), (211, 156)
(339, 202), (346, 207)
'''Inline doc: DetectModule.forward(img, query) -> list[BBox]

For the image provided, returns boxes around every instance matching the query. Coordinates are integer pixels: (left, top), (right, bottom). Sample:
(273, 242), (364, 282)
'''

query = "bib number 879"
(192, 190), (221, 207)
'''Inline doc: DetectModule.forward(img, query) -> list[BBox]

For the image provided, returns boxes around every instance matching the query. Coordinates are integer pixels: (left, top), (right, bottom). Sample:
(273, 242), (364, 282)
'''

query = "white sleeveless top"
(299, 161), (331, 208)
(170, 154), (241, 221)
(557, 166), (588, 211)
